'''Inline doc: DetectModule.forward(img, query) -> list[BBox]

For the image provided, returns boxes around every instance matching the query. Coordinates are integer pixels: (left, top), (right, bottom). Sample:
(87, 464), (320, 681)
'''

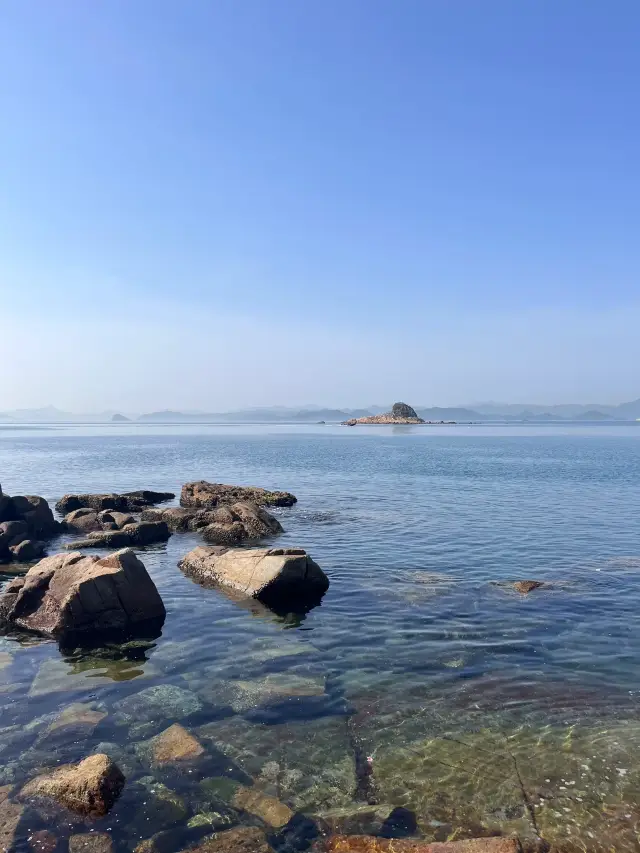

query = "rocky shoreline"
(0, 476), (621, 852)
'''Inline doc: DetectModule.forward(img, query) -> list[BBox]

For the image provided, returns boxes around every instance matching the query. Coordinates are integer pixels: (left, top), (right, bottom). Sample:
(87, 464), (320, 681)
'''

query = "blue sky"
(1, 1), (639, 411)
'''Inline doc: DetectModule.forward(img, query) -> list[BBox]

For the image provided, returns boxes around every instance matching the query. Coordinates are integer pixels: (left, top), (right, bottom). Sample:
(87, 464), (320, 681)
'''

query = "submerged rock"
(68, 833), (114, 853)
(179, 826), (271, 853)
(19, 754), (125, 817)
(179, 546), (329, 607)
(0, 548), (165, 641)
(323, 839), (519, 852)
(114, 684), (203, 724)
(232, 784), (293, 827)
(511, 580), (545, 594)
(139, 723), (206, 767)
(28, 829), (60, 853)
(0, 796), (24, 852)
(55, 491), (175, 514)
(181, 480), (297, 509)
(128, 777), (188, 833)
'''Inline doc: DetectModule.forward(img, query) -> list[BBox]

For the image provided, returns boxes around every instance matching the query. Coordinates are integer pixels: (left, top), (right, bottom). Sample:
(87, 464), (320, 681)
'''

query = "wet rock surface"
(19, 754), (125, 817)
(0, 549), (166, 640)
(179, 546), (329, 607)
(179, 826), (272, 852)
(181, 481), (297, 509)
(68, 832), (114, 853)
(55, 491), (175, 514)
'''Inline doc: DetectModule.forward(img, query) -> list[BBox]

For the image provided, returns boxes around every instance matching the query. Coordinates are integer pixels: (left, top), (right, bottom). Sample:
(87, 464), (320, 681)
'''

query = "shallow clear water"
(2, 423), (640, 851)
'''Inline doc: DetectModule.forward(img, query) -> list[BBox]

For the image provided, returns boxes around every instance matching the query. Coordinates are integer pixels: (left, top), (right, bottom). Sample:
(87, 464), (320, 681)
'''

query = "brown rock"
(0, 520), (28, 548)
(55, 491), (174, 514)
(63, 521), (171, 550)
(63, 509), (101, 533)
(232, 784), (293, 827)
(46, 703), (107, 736)
(512, 581), (544, 594)
(149, 723), (205, 765)
(201, 522), (246, 545)
(9, 539), (44, 562)
(181, 480), (297, 509)
(68, 832), (114, 853)
(179, 546), (329, 606)
(11, 495), (61, 538)
(19, 754), (125, 817)
(140, 507), (195, 531)
(0, 548), (165, 639)
(28, 829), (60, 853)
(0, 786), (12, 805)
(323, 838), (519, 853)
(0, 798), (25, 851)
(97, 511), (136, 529)
(145, 502), (282, 545)
(181, 827), (271, 853)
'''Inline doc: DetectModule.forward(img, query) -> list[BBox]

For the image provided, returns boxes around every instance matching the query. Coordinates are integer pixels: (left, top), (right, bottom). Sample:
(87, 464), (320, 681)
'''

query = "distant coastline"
(1, 399), (639, 424)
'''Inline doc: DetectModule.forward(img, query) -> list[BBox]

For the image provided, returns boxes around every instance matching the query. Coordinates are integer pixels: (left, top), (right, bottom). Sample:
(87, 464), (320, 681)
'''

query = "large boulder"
(181, 481), (296, 509)
(179, 546), (329, 607)
(64, 521), (171, 550)
(142, 501), (282, 544)
(0, 548), (165, 640)
(19, 754), (124, 817)
(0, 486), (60, 564)
(55, 491), (175, 514)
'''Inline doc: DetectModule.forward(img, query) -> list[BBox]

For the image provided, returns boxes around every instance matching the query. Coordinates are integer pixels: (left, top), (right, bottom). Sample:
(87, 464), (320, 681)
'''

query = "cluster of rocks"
(0, 548), (165, 641)
(143, 501), (283, 545)
(343, 403), (426, 426)
(0, 485), (61, 564)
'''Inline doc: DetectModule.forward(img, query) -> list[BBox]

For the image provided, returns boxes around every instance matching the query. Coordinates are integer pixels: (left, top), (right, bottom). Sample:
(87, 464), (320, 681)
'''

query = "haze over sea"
(2, 421), (640, 850)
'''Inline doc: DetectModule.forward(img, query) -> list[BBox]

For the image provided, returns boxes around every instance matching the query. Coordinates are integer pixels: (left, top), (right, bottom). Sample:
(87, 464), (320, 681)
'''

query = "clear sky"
(1, 1), (639, 412)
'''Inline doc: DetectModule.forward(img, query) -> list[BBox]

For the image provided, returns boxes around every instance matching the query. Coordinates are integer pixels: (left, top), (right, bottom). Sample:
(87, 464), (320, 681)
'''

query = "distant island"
(344, 402), (430, 425)
(111, 413), (131, 422)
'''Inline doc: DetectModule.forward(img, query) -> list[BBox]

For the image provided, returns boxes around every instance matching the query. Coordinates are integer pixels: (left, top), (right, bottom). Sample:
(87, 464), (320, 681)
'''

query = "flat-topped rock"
(55, 490), (175, 514)
(181, 480), (297, 509)
(343, 402), (425, 426)
(179, 546), (329, 607)
(143, 501), (282, 544)
(0, 548), (165, 640)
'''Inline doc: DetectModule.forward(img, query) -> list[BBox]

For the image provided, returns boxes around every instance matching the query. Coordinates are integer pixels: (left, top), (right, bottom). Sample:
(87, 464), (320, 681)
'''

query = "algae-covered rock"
(114, 684), (203, 724)
(138, 723), (206, 768)
(19, 754), (124, 817)
(232, 784), (293, 827)
(68, 832), (114, 853)
(198, 715), (356, 811)
(179, 826), (272, 852)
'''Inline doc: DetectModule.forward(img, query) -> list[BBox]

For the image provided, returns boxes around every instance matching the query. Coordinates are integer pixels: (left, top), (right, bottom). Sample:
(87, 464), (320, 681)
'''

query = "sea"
(2, 422), (640, 851)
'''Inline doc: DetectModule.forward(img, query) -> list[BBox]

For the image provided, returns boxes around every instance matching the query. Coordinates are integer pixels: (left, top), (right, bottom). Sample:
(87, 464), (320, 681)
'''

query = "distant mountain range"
(1, 400), (640, 423)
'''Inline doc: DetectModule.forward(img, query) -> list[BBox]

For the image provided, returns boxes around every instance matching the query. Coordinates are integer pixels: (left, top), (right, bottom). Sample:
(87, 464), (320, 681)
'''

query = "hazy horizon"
(2, 1), (639, 411)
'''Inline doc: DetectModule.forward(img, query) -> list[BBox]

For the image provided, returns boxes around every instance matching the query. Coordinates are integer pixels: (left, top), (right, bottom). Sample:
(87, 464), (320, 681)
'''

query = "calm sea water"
(2, 423), (640, 851)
